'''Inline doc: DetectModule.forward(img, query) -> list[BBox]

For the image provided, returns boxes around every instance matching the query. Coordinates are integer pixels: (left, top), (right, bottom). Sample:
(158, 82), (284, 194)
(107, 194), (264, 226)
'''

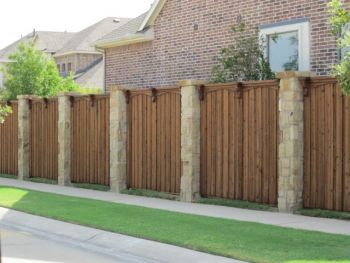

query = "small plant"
(212, 22), (275, 83)
(328, 0), (350, 94)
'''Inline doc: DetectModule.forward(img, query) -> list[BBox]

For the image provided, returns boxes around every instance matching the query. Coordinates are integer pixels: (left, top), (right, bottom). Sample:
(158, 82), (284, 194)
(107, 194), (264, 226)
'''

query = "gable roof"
(0, 31), (74, 62)
(138, 0), (167, 31)
(55, 17), (130, 57)
(95, 13), (154, 49)
(74, 58), (104, 88)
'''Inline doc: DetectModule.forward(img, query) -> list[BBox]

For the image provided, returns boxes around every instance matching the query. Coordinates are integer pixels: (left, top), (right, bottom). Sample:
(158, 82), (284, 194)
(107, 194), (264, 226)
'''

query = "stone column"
(58, 93), (74, 186)
(17, 95), (31, 180)
(179, 80), (205, 202)
(110, 86), (127, 193)
(277, 71), (314, 213)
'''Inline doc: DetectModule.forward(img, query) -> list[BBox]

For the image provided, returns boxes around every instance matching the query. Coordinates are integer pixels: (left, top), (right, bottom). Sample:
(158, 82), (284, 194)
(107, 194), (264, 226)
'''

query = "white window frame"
(260, 20), (310, 71)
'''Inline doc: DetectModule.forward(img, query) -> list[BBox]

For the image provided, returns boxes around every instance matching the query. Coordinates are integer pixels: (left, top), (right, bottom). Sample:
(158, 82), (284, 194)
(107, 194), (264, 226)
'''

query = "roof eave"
(139, 0), (167, 31)
(54, 50), (102, 58)
(95, 35), (154, 49)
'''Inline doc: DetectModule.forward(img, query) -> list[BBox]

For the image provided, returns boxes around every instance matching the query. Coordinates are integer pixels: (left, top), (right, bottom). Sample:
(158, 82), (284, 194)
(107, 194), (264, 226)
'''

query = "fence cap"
(276, 71), (316, 79)
(179, 80), (208, 87)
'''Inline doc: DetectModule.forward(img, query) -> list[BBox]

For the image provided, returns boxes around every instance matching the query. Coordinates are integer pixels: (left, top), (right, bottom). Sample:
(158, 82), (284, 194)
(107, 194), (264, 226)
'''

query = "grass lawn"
(0, 186), (349, 263)
(198, 197), (275, 211)
(121, 188), (179, 201)
(72, 183), (110, 192)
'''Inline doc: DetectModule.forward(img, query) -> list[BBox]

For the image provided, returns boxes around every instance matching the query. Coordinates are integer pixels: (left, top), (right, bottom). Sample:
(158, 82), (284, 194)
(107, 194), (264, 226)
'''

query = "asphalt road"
(0, 226), (120, 263)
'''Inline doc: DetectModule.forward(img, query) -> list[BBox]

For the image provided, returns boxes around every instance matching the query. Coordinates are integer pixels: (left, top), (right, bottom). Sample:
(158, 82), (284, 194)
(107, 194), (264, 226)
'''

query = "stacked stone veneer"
(57, 93), (74, 186)
(109, 87), (127, 193)
(179, 80), (203, 202)
(277, 72), (314, 212)
(17, 95), (31, 180)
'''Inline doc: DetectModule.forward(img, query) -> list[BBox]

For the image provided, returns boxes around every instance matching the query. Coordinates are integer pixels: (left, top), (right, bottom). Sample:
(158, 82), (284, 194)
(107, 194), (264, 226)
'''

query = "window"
(57, 64), (60, 72)
(68, 63), (72, 72)
(62, 64), (66, 73)
(260, 19), (310, 72)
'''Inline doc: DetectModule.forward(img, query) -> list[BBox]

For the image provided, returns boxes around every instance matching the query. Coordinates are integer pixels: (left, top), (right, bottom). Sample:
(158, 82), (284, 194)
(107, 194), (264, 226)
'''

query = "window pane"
(268, 31), (299, 72)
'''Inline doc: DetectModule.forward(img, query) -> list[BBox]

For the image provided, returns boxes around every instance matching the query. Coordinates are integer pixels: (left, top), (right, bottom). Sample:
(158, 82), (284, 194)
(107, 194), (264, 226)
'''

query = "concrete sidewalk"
(0, 207), (242, 263)
(1, 178), (350, 236)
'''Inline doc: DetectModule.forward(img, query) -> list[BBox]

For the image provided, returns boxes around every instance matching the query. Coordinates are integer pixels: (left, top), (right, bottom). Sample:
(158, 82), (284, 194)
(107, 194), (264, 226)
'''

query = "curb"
(0, 208), (242, 263)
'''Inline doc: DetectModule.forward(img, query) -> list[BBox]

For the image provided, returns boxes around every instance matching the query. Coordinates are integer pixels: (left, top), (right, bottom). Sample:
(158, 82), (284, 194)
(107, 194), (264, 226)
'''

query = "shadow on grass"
(0, 186), (349, 263)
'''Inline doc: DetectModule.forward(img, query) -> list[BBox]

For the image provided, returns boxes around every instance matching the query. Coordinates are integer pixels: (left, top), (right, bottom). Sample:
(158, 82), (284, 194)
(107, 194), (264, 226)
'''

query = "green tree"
(211, 22), (275, 83)
(5, 42), (78, 100)
(328, 0), (350, 94)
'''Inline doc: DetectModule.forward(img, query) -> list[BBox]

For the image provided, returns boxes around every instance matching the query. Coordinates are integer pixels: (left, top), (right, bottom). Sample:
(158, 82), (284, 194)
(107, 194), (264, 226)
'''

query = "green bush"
(212, 22), (275, 83)
(328, 0), (350, 94)
(4, 43), (79, 100)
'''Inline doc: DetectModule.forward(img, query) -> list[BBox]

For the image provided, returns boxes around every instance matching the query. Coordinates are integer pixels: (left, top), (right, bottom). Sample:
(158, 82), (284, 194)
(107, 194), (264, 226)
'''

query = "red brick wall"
(105, 0), (350, 89)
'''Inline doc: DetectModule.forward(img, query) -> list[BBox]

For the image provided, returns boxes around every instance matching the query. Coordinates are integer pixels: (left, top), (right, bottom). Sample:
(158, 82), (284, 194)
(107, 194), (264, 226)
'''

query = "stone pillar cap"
(17, 95), (32, 100)
(179, 80), (208, 87)
(109, 85), (138, 92)
(58, 92), (81, 97)
(276, 71), (316, 79)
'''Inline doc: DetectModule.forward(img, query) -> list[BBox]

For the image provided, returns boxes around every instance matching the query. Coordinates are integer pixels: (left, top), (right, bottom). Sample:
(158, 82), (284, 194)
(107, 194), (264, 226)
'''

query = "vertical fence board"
(304, 77), (350, 212)
(71, 95), (110, 186)
(127, 88), (181, 194)
(0, 102), (18, 175)
(200, 81), (279, 205)
(29, 99), (58, 180)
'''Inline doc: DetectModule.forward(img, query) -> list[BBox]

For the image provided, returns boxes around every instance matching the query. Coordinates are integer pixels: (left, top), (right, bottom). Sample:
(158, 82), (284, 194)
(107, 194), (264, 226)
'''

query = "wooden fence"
(71, 95), (110, 185)
(127, 88), (181, 193)
(200, 81), (279, 205)
(304, 77), (350, 212)
(30, 98), (59, 180)
(0, 102), (18, 175)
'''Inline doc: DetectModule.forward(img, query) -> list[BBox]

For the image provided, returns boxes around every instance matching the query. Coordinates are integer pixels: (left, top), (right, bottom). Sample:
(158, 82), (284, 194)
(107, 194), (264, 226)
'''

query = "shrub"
(212, 22), (275, 83)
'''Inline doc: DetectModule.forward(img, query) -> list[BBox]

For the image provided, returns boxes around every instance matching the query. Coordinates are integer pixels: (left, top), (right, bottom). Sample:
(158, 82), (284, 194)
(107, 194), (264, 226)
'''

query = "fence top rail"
(30, 97), (59, 103)
(0, 100), (18, 105)
(127, 86), (180, 94)
(204, 79), (280, 89)
(303, 76), (338, 85)
(70, 94), (110, 100)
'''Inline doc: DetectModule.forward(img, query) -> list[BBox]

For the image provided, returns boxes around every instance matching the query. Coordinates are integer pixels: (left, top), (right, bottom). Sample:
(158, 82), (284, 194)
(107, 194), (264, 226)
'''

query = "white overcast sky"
(0, 0), (154, 49)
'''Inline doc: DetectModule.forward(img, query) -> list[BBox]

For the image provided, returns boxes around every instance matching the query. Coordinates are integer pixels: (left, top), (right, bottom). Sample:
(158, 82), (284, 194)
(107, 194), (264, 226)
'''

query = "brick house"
(0, 17), (130, 90)
(54, 17), (130, 89)
(96, 0), (350, 90)
(0, 30), (73, 88)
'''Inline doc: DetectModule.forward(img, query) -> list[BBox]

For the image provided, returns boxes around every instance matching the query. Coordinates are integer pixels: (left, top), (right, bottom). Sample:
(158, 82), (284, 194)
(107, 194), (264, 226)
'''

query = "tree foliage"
(328, 0), (350, 94)
(4, 43), (79, 100)
(211, 22), (275, 83)
(0, 105), (11, 124)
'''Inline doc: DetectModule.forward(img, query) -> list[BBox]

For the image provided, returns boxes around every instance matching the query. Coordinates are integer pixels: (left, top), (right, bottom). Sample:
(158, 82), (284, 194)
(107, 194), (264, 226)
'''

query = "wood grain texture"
(127, 88), (181, 194)
(0, 102), (18, 175)
(304, 77), (350, 212)
(71, 95), (110, 185)
(30, 99), (58, 180)
(200, 81), (279, 205)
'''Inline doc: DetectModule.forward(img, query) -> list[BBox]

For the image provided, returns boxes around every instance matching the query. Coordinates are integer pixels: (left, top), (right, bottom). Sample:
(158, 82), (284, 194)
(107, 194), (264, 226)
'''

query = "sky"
(0, 0), (154, 49)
